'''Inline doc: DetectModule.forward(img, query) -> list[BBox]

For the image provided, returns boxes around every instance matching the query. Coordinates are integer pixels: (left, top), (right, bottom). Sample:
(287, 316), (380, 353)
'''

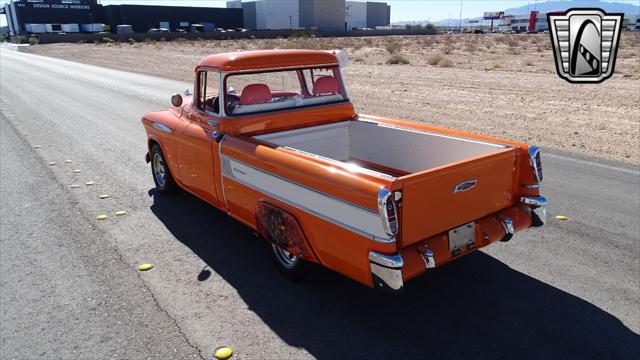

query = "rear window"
(224, 66), (347, 115)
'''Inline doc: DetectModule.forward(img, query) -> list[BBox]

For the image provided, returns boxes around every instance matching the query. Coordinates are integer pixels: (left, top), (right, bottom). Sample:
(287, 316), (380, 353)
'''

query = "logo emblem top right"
(548, 8), (623, 83)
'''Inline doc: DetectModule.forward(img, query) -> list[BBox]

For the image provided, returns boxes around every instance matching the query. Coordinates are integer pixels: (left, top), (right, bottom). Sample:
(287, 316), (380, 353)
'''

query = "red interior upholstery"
(240, 84), (272, 105)
(313, 76), (339, 95)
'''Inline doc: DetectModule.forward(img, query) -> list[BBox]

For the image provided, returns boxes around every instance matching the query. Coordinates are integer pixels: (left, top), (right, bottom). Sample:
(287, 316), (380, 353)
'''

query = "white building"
(345, 1), (366, 30)
(256, 0), (299, 30)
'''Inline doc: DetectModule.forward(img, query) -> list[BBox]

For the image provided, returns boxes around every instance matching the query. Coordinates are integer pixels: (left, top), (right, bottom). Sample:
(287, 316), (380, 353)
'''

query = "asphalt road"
(1, 47), (638, 360)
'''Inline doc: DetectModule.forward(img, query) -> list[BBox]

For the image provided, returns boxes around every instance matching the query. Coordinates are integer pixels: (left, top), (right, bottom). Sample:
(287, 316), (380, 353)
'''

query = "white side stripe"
(221, 155), (394, 243)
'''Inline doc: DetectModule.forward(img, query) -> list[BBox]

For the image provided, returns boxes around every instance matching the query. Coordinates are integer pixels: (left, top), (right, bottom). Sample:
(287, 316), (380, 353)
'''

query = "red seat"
(240, 84), (272, 105)
(313, 76), (339, 95)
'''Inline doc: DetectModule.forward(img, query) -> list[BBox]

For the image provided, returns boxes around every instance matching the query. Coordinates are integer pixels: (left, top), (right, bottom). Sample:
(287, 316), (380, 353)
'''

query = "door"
(175, 70), (222, 206)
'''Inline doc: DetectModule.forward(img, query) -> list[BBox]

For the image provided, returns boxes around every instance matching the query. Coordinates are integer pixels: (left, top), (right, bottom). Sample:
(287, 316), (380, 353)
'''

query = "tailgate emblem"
(454, 179), (477, 193)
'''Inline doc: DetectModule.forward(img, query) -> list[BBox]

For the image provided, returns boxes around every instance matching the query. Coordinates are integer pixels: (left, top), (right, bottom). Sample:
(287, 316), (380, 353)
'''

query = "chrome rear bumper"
(521, 196), (547, 227)
(369, 252), (404, 291)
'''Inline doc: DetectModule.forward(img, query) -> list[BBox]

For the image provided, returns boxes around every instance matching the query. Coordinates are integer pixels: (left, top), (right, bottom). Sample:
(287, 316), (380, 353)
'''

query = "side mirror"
(171, 93), (183, 107)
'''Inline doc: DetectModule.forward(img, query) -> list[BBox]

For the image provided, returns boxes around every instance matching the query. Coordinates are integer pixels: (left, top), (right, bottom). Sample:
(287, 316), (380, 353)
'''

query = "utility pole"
(458, 0), (464, 33)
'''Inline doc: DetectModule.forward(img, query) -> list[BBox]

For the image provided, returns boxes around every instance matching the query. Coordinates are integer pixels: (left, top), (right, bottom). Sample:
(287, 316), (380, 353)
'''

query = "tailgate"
(399, 147), (517, 247)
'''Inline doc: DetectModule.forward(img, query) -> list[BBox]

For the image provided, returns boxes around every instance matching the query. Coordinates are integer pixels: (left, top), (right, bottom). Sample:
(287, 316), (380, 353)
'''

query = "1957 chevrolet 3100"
(142, 49), (546, 290)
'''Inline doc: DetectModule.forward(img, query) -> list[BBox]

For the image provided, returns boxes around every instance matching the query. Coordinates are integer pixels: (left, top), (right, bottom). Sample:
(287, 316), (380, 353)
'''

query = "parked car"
(141, 50), (547, 291)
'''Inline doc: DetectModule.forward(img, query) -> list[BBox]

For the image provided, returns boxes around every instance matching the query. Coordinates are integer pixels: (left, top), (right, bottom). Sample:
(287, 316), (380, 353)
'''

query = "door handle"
(212, 131), (224, 143)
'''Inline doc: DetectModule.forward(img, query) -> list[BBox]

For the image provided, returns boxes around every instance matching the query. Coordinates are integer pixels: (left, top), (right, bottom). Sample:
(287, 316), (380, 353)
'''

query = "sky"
(1, 0), (638, 27)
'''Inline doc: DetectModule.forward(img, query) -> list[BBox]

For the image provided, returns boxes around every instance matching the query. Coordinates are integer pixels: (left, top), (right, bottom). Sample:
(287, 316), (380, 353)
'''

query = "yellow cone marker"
(48, 161), (56, 166)
(213, 347), (233, 360)
(138, 263), (154, 271)
(556, 215), (568, 221)
(64, 160), (72, 163)
(72, 169), (81, 173)
(99, 194), (110, 199)
(85, 181), (95, 186)
(96, 215), (108, 221)
(70, 184), (81, 188)
(115, 210), (127, 216)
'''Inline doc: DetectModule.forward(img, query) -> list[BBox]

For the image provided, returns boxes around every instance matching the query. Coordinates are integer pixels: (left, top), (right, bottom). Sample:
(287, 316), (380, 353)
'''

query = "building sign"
(16, 2), (91, 10)
(483, 11), (504, 20)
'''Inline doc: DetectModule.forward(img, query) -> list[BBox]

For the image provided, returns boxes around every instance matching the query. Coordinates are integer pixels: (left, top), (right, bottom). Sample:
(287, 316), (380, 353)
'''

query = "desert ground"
(25, 33), (640, 164)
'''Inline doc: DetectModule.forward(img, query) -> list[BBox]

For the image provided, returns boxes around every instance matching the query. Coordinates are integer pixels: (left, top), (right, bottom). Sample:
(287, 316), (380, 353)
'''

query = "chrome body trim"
(369, 252), (404, 291)
(220, 154), (395, 243)
(218, 135), (230, 211)
(521, 184), (540, 189)
(152, 122), (171, 133)
(529, 146), (543, 183)
(377, 188), (398, 236)
(521, 196), (547, 227)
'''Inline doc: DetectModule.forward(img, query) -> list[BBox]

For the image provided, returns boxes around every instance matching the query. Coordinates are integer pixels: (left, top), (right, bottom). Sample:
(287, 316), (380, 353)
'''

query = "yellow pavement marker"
(70, 184), (81, 188)
(99, 194), (110, 199)
(96, 215), (108, 221)
(72, 169), (81, 173)
(48, 161), (56, 166)
(64, 160), (72, 163)
(115, 210), (127, 216)
(138, 263), (154, 271)
(556, 215), (568, 221)
(213, 347), (233, 360)
(85, 181), (95, 186)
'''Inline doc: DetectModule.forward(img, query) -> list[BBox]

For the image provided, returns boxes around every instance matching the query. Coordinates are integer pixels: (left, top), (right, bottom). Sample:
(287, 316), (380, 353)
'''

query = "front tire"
(150, 143), (177, 194)
(270, 243), (310, 281)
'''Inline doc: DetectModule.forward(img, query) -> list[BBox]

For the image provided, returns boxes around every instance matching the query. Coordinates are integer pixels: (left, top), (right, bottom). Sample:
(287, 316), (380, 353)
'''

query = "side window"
(197, 71), (220, 114)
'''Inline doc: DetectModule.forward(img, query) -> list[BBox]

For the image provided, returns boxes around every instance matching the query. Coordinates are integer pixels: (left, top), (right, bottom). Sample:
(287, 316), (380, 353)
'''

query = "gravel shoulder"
(25, 33), (640, 165)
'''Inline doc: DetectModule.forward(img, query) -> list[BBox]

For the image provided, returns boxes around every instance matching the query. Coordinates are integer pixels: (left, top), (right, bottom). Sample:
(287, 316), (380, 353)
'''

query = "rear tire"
(270, 243), (310, 281)
(150, 143), (177, 194)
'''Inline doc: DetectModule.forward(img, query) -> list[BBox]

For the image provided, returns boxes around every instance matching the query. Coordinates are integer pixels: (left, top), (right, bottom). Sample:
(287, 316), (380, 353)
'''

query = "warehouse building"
(101, 4), (243, 33)
(229, 0), (388, 31)
(1, 0), (102, 36)
(345, 1), (390, 30)
(2, 0), (243, 35)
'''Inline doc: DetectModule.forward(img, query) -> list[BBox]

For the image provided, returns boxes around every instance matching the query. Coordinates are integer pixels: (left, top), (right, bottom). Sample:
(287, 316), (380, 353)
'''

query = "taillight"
(528, 146), (543, 183)
(378, 189), (398, 236)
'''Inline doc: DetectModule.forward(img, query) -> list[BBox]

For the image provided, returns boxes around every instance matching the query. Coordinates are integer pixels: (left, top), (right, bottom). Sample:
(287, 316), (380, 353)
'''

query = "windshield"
(224, 66), (347, 115)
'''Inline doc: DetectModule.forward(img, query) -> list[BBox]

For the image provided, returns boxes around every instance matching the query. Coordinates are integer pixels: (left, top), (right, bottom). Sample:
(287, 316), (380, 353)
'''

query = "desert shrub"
(11, 35), (28, 44)
(385, 39), (402, 54)
(437, 57), (453, 67)
(386, 53), (410, 65)
(28, 36), (39, 45)
(426, 53), (444, 65)
(127, 38), (136, 45)
(283, 37), (328, 50)
(100, 37), (115, 44)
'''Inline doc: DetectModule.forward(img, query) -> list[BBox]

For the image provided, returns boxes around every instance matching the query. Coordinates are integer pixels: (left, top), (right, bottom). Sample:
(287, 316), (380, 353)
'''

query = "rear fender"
(255, 201), (320, 264)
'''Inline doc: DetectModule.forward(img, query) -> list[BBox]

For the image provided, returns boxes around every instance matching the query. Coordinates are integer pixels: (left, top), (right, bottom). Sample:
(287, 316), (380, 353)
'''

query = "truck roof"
(196, 49), (340, 72)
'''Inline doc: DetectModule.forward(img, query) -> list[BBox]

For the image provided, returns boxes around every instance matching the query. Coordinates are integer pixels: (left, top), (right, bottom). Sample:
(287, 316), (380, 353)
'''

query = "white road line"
(545, 153), (640, 175)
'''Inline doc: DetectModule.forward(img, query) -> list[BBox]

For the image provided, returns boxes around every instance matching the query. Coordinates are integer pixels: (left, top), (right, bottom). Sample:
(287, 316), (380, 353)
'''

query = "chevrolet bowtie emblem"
(548, 8), (623, 83)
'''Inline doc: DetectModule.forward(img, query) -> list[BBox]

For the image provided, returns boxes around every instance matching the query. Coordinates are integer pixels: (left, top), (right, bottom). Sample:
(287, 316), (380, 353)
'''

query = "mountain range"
(395, 0), (639, 27)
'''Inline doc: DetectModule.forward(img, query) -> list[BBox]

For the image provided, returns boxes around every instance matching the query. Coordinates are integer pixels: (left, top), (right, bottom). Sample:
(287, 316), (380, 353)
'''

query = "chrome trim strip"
(152, 122), (171, 133)
(218, 135), (229, 211)
(377, 188), (398, 236)
(521, 184), (540, 189)
(528, 146), (543, 183)
(369, 252), (404, 291)
(220, 155), (395, 243)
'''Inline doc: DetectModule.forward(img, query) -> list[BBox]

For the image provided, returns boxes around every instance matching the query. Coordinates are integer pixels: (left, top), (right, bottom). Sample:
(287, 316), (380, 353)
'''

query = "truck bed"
(255, 120), (519, 247)
(254, 120), (508, 178)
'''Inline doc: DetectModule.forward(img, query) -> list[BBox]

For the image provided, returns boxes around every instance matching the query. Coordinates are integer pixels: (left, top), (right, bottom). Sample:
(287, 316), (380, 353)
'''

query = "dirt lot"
(26, 33), (640, 164)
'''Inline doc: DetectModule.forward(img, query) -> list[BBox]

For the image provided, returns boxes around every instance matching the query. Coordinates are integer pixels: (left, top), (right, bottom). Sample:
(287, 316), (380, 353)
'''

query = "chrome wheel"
(153, 152), (166, 188)
(272, 243), (297, 269)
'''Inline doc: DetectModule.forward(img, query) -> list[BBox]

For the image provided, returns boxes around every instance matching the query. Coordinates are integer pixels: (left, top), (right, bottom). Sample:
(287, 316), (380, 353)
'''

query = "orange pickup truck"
(142, 49), (546, 290)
